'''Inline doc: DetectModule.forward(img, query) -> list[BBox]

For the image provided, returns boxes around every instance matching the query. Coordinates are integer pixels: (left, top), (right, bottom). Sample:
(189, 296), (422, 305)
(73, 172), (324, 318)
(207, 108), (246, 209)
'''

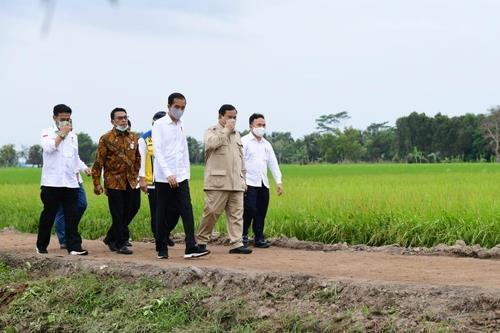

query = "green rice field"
(1, 164), (499, 248)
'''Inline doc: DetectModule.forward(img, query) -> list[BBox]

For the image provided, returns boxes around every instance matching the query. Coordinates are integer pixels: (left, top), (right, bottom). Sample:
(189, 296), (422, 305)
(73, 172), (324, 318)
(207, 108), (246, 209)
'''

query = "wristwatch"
(57, 132), (67, 139)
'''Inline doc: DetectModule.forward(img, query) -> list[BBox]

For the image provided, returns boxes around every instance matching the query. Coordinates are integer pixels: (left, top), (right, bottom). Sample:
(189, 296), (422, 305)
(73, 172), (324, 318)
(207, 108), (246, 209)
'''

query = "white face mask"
(253, 127), (266, 137)
(170, 107), (184, 120)
(56, 120), (72, 130)
(115, 125), (129, 132)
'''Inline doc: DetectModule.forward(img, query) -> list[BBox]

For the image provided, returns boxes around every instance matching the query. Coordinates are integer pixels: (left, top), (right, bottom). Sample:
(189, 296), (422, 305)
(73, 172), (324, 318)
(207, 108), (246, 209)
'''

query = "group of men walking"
(36, 93), (283, 260)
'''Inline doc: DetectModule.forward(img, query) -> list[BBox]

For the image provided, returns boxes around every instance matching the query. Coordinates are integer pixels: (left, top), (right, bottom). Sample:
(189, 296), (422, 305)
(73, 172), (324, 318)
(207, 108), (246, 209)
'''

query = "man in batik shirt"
(92, 107), (141, 255)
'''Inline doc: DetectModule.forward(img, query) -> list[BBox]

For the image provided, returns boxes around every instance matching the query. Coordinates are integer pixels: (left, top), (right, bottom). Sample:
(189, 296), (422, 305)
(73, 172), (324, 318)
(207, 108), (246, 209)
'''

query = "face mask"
(56, 120), (72, 130)
(253, 127), (266, 137)
(115, 125), (129, 132)
(170, 107), (184, 120)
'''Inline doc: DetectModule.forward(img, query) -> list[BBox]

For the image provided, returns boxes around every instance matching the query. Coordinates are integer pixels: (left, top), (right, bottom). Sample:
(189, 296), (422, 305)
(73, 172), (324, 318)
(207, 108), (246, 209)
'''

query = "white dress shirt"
(241, 133), (282, 188)
(40, 125), (80, 188)
(152, 116), (190, 183)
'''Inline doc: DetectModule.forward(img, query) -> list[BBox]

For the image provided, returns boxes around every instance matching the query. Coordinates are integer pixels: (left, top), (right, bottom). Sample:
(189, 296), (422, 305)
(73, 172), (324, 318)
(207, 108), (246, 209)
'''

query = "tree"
(300, 133), (322, 163)
(315, 111), (350, 133)
(481, 106), (500, 162)
(0, 144), (19, 167)
(363, 122), (396, 162)
(187, 136), (204, 164)
(27, 145), (43, 167)
(266, 132), (296, 164)
(77, 132), (97, 165)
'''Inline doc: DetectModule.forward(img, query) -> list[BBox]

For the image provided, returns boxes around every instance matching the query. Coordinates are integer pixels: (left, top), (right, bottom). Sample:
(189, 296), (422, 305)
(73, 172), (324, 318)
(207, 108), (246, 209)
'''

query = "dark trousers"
(147, 188), (157, 238)
(243, 184), (270, 242)
(37, 186), (82, 252)
(54, 183), (87, 245)
(105, 186), (140, 249)
(155, 180), (196, 251)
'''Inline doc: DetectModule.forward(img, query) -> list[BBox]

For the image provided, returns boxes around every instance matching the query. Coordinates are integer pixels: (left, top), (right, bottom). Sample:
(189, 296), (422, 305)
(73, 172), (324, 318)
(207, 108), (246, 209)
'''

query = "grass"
(0, 260), (457, 333)
(0, 261), (257, 333)
(1, 163), (500, 247)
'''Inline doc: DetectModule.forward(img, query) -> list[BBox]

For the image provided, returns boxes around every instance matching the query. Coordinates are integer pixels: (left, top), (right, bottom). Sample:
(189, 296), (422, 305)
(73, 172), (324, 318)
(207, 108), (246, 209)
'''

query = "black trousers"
(37, 186), (82, 252)
(105, 186), (140, 249)
(147, 188), (157, 238)
(155, 180), (196, 251)
(243, 184), (270, 242)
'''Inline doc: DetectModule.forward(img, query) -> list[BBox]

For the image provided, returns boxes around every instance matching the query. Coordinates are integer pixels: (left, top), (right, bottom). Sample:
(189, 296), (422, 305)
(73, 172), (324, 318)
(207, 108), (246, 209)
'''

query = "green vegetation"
(1, 164), (500, 247)
(0, 260), (457, 333)
(0, 261), (257, 332)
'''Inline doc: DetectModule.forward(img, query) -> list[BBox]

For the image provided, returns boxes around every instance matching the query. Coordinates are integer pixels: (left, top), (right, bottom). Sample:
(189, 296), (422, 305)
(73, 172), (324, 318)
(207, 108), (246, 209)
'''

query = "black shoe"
(126, 241), (133, 247)
(198, 244), (207, 251)
(167, 236), (175, 247)
(184, 245), (210, 259)
(69, 249), (89, 256)
(104, 240), (118, 252)
(157, 249), (168, 259)
(36, 247), (48, 254)
(229, 246), (252, 254)
(254, 240), (270, 248)
(242, 235), (249, 247)
(117, 246), (133, 255)
(60, 243), (67, 250)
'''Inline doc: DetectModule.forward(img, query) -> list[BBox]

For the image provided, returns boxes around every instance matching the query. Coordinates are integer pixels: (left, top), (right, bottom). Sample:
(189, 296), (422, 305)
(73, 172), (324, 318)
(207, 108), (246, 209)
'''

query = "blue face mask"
(170, 107), (184, 120)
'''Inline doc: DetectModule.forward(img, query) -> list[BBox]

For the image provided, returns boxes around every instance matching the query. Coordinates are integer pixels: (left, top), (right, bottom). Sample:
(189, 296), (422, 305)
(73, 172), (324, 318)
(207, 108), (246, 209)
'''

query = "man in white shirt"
(241, 113), (283, 248)
(138, 111), (174, 250)
(36, 104), (88, 255)
(152, 92), (209, 259)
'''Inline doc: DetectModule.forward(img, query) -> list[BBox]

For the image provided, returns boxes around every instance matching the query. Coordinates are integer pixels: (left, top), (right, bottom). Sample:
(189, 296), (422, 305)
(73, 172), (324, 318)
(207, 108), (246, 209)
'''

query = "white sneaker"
(69, 249), (89, 256)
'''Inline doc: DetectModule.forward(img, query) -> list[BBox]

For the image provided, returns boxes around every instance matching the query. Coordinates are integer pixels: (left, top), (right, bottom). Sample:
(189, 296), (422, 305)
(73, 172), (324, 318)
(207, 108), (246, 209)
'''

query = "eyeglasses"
(114, 115), (128, 121)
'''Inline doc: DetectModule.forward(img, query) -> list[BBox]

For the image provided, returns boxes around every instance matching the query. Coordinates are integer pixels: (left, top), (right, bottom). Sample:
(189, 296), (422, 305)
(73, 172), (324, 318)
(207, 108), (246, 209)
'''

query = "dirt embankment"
(1, 230), (500, 331)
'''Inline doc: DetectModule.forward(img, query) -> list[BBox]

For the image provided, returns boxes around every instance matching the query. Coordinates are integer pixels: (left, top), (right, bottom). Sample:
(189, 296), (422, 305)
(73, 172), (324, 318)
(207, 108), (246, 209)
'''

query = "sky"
(1, 0), (500, 148)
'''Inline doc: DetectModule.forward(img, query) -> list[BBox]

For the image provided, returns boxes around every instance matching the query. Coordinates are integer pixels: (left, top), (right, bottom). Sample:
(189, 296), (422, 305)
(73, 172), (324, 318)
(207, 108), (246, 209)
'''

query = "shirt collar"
(166, 115), (182, 126)
(247, 132), (265, 143)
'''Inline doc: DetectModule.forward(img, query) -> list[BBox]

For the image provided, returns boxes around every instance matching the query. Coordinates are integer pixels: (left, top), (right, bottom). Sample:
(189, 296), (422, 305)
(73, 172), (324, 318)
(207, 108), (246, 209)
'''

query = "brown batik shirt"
(92, 128), (141, 190)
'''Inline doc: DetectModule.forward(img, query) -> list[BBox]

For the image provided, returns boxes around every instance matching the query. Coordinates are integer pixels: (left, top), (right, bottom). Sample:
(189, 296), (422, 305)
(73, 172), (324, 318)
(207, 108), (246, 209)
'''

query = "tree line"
(2, 107), (500, 167)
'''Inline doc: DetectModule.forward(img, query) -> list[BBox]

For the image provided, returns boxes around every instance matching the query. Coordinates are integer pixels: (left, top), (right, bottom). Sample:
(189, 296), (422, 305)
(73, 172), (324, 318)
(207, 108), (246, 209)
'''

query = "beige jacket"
(203, 123), (246, 191)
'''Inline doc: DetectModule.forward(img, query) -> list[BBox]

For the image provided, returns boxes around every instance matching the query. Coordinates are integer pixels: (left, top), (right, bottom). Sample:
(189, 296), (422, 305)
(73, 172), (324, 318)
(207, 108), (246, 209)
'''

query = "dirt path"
(1, 230), (499, 290)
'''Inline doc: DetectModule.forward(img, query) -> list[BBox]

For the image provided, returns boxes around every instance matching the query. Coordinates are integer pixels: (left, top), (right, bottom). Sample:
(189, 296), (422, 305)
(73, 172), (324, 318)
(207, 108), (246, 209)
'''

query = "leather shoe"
(229, 246), (252, 254)
(117, 246), (133, 255)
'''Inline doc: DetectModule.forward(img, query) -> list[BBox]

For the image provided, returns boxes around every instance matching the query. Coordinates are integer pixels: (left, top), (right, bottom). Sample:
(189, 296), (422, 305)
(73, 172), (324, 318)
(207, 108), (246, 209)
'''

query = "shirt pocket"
(210, 169), (227, 188)
(62, 140), (76, 158)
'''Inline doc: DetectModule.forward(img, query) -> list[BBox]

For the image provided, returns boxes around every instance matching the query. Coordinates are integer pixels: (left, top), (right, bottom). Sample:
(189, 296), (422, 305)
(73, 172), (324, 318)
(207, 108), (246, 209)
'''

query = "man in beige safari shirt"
(197, 104), (252, 254)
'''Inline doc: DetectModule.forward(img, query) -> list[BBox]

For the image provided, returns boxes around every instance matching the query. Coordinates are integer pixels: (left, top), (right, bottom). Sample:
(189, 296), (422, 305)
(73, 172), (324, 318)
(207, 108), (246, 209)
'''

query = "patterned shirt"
(92, 128), (141, 190)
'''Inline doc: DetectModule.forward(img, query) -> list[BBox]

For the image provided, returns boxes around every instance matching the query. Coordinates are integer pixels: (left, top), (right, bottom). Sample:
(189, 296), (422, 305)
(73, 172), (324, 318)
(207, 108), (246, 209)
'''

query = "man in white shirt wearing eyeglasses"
(241, 113), (283, 248)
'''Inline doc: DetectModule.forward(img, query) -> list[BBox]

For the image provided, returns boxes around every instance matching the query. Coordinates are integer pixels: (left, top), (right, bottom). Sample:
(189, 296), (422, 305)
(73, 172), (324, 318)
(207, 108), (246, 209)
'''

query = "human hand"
(59, 121), (72, 136)
(94, 184), (104, 195)
(167, 175), (178, 188)
(276, 183), (284, 196)
(225, 118), (236, 132)
(83, 168), (92, 176)
(139, 177), (148, 193)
